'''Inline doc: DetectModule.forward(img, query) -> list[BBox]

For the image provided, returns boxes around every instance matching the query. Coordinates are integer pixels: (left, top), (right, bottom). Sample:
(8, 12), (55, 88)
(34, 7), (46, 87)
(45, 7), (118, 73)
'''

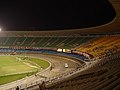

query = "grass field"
(0, 55), (50, 85)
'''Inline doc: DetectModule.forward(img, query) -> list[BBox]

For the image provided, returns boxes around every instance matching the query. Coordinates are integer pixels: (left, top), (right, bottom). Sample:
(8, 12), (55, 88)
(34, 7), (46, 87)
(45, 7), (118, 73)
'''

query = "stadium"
(0, 0), (120, 90)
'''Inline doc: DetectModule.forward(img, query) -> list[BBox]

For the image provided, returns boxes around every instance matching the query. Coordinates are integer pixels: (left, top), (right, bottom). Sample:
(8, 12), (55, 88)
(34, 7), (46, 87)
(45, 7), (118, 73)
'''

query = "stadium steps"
(113, 83), (120, 90)
(101, 77), (120, 90)
(92, 76), (119, 90)
(79, 72), (110, 90)
(50, 37), (66, 48)
(0, 37), (8, 45)
(0, 36), (95, 48)
(34, 37), (44, 47)
(22, 37), (33, 46)
(14, 37), (25, 45)
(6, 37), (16, 46)
(47, 70), (108, 90)
(48, 58), (120, 90)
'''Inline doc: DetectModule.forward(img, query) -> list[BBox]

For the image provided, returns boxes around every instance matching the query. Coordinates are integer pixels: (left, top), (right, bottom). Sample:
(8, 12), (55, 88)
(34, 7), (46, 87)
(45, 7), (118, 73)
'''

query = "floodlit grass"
(30, 58), (50, 69)
(0, 56), (37, 76)
(0, 72), (34, 85)
(0, 56), (50, 85)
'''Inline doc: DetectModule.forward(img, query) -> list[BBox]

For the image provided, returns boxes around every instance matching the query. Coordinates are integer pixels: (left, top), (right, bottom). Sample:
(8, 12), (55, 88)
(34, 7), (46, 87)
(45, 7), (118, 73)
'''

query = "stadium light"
(0, 28), (2, 32)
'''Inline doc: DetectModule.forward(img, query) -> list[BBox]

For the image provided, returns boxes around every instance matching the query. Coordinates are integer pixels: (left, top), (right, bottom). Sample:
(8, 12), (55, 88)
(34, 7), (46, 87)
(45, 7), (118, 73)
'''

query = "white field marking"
(15, 56), (42, 69)
(22, 62), (39, 69)
(16, 55), (50, 68)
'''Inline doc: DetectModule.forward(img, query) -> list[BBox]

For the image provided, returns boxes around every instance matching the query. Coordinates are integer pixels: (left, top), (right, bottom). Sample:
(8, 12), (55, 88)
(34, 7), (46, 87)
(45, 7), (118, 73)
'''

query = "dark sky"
(0, 0), (116, 31)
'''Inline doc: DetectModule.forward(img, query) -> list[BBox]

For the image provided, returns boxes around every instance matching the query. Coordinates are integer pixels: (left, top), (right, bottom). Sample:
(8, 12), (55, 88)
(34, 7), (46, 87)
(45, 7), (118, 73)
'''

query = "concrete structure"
(0, 0), (119, 36)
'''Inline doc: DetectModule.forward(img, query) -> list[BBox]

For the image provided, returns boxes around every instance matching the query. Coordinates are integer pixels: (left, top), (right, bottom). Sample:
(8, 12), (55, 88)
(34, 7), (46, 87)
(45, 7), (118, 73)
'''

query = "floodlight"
(0, 28), (2, 32)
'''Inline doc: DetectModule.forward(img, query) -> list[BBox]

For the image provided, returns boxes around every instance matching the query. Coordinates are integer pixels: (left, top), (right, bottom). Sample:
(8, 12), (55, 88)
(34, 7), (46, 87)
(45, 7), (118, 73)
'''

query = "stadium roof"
(0, 0), (119, 36)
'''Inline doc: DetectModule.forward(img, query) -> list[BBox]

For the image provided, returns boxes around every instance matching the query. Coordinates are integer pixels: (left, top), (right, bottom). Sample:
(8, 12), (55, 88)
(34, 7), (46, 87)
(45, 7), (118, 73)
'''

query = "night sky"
(0, 0), (116, 31)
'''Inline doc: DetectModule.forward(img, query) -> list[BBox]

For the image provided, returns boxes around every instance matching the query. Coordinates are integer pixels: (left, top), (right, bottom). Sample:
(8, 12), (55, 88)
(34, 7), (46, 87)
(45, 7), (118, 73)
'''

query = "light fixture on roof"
(0, 28), (2, 32)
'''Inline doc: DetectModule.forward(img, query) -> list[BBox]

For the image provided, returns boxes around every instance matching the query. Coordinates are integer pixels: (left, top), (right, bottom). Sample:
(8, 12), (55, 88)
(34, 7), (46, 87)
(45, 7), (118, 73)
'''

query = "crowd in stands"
(76, 36), (120, 59)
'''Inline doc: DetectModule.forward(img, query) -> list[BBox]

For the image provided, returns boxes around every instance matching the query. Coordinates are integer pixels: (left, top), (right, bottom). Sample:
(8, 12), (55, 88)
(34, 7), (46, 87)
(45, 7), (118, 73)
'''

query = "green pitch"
(0, 56), (50, 85)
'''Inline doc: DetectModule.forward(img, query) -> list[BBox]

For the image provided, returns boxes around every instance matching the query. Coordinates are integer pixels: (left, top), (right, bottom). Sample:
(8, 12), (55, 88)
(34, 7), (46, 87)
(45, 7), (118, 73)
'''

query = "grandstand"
(0, 36), (94, 49)
(0, 36), (119, 90)
(76, 36), (120, 58)
(0, 0), (120, 90)
(47, 57), (120, 90)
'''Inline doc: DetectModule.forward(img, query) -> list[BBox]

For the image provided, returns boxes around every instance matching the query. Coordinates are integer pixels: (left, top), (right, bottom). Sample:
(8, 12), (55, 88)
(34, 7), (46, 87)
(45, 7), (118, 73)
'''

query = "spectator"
(16, 86), (19, 90)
